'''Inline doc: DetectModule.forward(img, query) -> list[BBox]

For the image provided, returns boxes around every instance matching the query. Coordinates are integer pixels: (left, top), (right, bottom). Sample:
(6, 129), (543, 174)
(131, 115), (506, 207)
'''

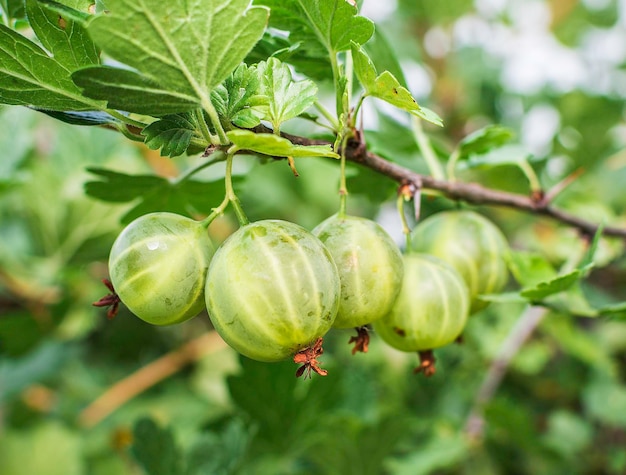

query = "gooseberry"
(373, 253), (469, 354)
(313, 213), (403, 329)
(108, 212), (214, 325)
(205, 220), (340, 363)
(409, 210), (508, 312)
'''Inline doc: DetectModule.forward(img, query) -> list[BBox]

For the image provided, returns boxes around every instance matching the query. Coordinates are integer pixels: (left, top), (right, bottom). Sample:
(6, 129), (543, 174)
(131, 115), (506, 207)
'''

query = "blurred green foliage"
(1, 0), (626, 474)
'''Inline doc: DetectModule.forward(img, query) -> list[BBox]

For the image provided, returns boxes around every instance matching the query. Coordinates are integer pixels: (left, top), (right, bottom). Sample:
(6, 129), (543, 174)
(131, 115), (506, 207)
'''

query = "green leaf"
(0, 0), (25, 21)
(246, 31), (331, 81)
(507, 250), (594, 302)
(457, 125), (515, 159)
(72, 66), (199, 116)
(0, 24), (100, 110)
(85, 0), (269, 112)
(256, 57), (317, 132)
(599, 301), (626, 319)
(84, 167), (233, 224)
(130, 418), (184, 475)
(227, 129), (338, 158)
(39, 109), (122, 126)
(579, 222), (604, 270)
(521, 269), (585, 301)
(36, 0), (92, 24)
(351, 41), (443, 126)
(255, 0), (374, 54)
(185, 420), (252, 475)
(26, 0), (99, 70)
(211, 63), (266, 129)
(506, 250), (558, 288)
(464, 144), (532, 169)
(142, 114), (200, 157)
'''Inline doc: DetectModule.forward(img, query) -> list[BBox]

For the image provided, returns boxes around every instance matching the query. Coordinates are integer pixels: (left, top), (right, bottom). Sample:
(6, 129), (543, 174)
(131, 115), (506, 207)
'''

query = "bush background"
(1, 0), (626, 473)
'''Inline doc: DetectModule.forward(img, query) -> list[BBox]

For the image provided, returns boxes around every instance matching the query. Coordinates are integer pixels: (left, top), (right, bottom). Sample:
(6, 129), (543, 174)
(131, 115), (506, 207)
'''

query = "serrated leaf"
(142, 114), (199, 157)
(351, 41), (443, 126)
(72, 67), (199, 115)
(246, 31), (331, 81)
(26, 0), (98, 70)
(227, 129), (338, 158)
(255, 0), (374, 54)
(130, 418), (184, 475)
(0, 24), (101, 110)
(185, 420), (252, 475)
(458, 125), (515, 159)
(256, 57), (317, 132)
(211, 63), (266, 129)
(85, 0), (269, 114)
(521, 269), (584, 301)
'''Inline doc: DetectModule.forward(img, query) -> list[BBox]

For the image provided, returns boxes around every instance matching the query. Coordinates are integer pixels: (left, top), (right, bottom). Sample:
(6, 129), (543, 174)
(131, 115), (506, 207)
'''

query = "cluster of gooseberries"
(96, 205), (509, 377)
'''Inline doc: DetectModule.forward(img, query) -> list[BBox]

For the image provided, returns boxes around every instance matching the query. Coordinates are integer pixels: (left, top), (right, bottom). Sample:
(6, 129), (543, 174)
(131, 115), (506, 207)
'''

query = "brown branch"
(78, 331), (228, 428)
(265, 125), (626, 240)
(347, 148), (626, 239)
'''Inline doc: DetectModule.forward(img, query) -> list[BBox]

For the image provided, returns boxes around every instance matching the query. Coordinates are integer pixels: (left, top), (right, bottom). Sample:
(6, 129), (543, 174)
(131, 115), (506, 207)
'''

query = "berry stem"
(225, 150), (249, 226)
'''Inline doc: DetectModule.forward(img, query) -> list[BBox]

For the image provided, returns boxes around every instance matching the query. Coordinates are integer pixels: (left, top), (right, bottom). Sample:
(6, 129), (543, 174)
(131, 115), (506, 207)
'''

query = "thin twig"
(464, 306), (548, 442)
(78, 331), (228, 428)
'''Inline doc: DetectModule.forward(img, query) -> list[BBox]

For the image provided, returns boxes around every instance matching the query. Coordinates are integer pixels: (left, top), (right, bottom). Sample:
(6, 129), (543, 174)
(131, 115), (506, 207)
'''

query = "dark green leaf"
(26, 0), (98, 70)
(38, 109), (122, 126)
(345, 163), (396, 203)
(256, 57), (317, 131)
(72, 67), (199, 116)
(211, 63), (266, 129)
(0, 24), (100, 110)
(255, 0), (374, 54)
(351, 42), (443, 126)
(246, 31), (331, 81)
(599, 301), (626, 319)
(84, 167), (232, 224)
(0, 0), (25, 21)
(86, 0), (269, 111)
(84, 168), (167, 203)
(227, 129), (338, 158)
(457, 125), (515, 159)
(185, 420), (252, 475)
(130, 418), (184, 475)
(142, 114), (200, 157)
